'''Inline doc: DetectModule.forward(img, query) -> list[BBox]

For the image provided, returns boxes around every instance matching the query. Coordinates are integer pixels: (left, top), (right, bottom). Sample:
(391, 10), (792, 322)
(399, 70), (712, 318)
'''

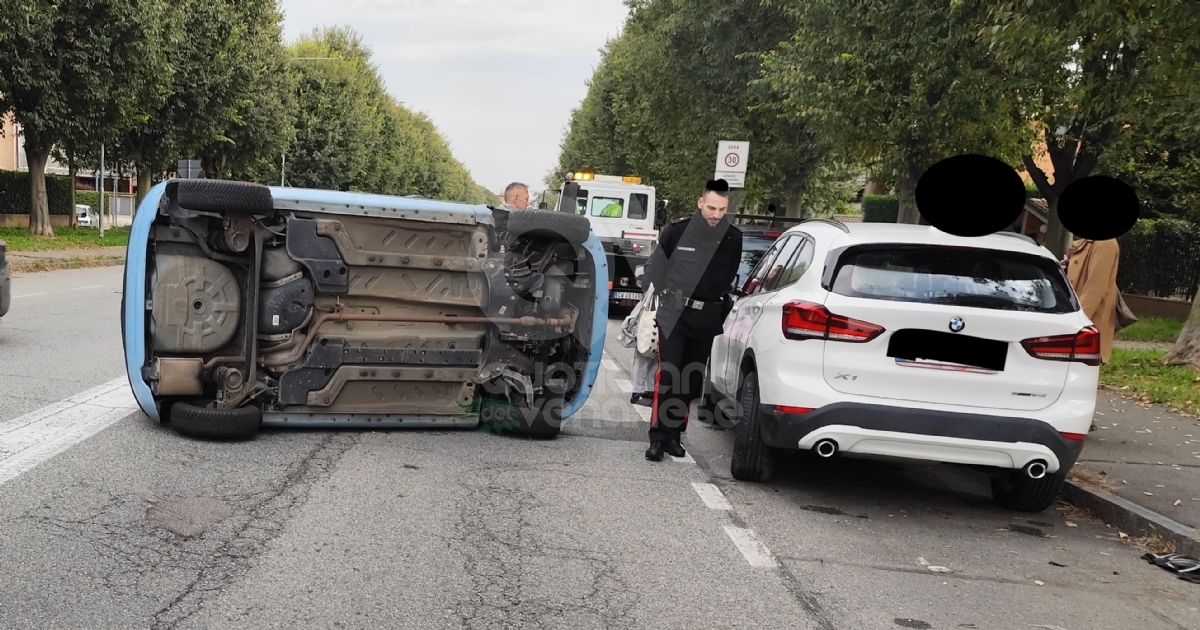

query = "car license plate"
(612, 291), (642, 300)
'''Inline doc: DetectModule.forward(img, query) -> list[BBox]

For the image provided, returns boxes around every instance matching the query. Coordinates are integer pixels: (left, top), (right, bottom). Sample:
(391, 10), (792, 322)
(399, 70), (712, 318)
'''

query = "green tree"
(280, 26), (494, 204)
(760, 0), (1030, 225)
(554, 0), (828, 223)
(985, 0), (1200, 258)
(197, 0), (294, 182)
(0, 0), (169, 236)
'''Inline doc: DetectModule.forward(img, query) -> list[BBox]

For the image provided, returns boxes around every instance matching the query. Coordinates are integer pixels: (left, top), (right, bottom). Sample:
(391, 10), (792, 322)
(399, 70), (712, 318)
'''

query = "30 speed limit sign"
(714, 140), (749, 188)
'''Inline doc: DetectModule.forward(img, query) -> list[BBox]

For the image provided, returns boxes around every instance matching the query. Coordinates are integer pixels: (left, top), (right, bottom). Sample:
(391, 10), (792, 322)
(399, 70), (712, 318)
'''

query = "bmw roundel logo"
(949, 317), (965, 333)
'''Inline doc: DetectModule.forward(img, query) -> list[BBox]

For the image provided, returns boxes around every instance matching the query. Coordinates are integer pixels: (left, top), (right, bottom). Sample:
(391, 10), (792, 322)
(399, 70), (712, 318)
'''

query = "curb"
(1061, 480), (1200, 557)
(9, 257), (125, 274)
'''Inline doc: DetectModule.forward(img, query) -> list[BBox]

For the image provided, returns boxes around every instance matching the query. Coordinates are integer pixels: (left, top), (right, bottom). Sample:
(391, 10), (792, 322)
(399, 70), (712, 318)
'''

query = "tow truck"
(554, 172), (660, 309)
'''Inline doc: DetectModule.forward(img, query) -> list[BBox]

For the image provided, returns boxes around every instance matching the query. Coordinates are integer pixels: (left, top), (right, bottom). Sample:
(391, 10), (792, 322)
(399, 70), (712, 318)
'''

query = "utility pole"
(281, 153), (286, 186)
(99, 145), (105, 238)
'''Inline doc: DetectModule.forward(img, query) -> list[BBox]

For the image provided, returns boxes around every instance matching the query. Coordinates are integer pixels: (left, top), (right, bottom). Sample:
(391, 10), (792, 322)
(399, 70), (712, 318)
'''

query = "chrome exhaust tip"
(1024, 460), (1048, 479)
(813, 439), (838, 458)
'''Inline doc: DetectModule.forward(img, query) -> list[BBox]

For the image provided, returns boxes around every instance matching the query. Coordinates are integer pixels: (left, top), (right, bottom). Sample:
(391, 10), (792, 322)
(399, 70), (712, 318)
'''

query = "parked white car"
(76, 204), (96, 227)
(705, 220), (1097, 512)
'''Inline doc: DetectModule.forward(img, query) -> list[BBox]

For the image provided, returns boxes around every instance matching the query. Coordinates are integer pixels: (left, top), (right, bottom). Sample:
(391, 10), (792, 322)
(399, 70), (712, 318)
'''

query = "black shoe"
(645, 441), (665, 461)
(630, 393), (641, 404)
(664, 440), (686, 458)
(634, 393), (653, 407)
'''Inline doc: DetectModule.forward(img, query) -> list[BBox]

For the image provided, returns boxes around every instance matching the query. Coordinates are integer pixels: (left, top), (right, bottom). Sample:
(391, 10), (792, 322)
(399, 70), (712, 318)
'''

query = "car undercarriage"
(125, 180), (605, 439)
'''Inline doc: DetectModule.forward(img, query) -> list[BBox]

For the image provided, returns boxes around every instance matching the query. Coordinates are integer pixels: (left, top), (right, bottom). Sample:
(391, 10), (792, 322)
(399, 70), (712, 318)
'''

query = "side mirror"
(557, 182), (580, 213)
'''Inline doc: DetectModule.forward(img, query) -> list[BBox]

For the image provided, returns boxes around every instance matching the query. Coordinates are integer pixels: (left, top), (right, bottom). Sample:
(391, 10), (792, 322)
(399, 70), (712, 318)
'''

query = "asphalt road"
(0, 279), (1197, 629)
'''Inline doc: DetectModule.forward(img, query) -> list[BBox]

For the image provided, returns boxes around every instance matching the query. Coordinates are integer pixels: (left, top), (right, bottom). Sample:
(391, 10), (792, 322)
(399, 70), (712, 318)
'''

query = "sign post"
(714, 140), (749, 188)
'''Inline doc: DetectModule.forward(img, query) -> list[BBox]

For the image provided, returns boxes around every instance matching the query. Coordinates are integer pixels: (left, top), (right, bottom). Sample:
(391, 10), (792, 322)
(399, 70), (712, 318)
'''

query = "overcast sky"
(279, 0), (630, 196)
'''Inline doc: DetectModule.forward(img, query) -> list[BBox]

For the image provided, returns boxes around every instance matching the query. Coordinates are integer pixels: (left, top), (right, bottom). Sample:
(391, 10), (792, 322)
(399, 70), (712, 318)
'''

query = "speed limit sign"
(714, 140), (749, 188)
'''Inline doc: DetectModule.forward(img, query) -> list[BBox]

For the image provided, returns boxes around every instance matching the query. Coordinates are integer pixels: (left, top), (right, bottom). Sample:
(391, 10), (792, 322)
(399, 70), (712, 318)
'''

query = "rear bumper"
(759, 402), (1085, 473)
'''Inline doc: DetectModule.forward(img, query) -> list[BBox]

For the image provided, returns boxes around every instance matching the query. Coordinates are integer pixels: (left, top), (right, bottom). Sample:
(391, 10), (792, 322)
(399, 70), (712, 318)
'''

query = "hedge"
(76, 190), (100, 212)
(0, 170), (73, 215)
(862, 195), (899, 223)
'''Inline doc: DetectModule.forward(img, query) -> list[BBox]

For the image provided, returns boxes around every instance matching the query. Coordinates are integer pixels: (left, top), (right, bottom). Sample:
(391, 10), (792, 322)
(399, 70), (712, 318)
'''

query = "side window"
(758, 235), (803, 293)
(629, 193), (649, 220)
(744, 236), (793, 294)
(775, 237), (816, 289)
(574, 189), (589, 215)
(591, 196), (624, 218)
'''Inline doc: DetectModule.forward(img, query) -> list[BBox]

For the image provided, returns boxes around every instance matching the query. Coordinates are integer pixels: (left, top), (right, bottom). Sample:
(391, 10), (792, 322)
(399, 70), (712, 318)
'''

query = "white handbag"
(635, 285), (659, 358)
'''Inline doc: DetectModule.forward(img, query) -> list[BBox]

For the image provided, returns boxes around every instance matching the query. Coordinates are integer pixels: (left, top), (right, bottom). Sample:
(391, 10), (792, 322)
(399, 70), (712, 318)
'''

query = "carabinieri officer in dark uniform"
(643, 179), (741, 461)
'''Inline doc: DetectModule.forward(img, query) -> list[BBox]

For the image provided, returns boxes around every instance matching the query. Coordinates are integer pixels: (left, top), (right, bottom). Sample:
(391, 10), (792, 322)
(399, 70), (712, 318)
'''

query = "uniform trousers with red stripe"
(649, 304), (721, 444)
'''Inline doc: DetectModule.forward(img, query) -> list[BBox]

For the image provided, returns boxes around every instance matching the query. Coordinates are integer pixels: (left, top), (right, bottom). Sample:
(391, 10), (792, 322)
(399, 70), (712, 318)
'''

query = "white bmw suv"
(705, 220), (1098, 512)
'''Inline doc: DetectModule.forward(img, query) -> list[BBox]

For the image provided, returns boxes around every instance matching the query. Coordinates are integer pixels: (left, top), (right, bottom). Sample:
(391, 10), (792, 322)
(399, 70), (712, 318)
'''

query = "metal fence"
(1117, 225), (1200, 302)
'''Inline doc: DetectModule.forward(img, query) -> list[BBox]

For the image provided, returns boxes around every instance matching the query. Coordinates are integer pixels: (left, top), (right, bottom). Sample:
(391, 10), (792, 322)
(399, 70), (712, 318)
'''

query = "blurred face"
(697, 191), (729, 226)
(505, 187), (529, 209)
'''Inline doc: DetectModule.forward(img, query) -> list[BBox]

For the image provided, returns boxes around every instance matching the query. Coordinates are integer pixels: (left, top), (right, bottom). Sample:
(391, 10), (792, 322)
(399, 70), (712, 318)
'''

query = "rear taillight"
(773, 405), (814, 414)
(782, 301), (885, 343)
(1020, 326), (1101, 366)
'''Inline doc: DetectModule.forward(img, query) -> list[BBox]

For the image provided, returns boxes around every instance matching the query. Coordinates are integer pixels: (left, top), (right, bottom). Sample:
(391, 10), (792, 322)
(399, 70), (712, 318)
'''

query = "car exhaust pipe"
(1024, 460), (1048, 479)
(813, 439), (838, 458)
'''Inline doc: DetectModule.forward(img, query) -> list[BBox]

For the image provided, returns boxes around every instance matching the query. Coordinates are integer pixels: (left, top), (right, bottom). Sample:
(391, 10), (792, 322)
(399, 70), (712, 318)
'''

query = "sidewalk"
(7, 246), (127, 273)
(1069, 383), (1200, 555)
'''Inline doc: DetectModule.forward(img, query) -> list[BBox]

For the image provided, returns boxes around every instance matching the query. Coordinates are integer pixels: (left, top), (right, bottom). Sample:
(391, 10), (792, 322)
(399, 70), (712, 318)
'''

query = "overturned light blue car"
(122, 180), (608, 439)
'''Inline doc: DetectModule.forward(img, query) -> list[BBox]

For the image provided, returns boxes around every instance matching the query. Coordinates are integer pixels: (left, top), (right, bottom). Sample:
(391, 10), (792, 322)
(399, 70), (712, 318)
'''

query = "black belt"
(684, 297), (712, 310)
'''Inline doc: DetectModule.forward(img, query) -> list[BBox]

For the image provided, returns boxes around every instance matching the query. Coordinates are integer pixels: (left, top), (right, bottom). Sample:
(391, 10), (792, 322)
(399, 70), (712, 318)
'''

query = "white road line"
(0, 378), (138, 487)
(614, 378), (634, 393)
(723, 526), (779, 568)
(602, 359), (619, 371)
(633, 405), (651, 423)
(12, 292), (49, 299)
(69, 284), (108, 291)
(691, 482), (732, 510)
(671, 452), (695, 464)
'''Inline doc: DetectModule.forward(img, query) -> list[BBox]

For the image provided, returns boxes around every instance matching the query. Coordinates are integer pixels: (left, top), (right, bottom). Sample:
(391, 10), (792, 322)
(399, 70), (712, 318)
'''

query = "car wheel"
(506, 210), (590, 245)
(176, 180), (274, 216)
(699, 361), (733, 431)
(730, 370), (774, 482)
(990, 468), (1066, 513)
(477, 397), (562, 439)
(169, 401), (262, 440)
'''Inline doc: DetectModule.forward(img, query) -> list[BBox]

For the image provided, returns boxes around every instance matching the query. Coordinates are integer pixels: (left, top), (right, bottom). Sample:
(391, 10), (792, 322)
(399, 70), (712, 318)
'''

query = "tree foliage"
(554, 0), (830, 223)
(761, 0), (1031, 225)
(0, 0), (170, 235)
(985, 0), (1200, 258)
(278, 27), (495, 204)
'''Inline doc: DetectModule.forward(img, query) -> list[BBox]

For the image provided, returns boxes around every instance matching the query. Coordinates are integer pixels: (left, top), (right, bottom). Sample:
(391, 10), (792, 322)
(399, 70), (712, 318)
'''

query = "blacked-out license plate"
(887, 329), (1007, 372)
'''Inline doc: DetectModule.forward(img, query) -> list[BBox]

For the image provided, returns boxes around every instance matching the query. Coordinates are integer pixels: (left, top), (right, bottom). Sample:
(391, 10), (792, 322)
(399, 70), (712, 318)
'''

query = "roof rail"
(797, 218), (850, 233)
(993, 231), (1037, 245)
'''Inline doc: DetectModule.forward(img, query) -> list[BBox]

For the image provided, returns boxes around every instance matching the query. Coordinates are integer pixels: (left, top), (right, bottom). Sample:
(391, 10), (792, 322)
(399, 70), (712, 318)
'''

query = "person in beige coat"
(1065, 238), (1121, 364)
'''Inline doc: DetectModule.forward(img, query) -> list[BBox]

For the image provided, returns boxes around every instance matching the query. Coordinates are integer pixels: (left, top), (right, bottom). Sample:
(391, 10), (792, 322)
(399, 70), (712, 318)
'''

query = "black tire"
(170, 401), (262, 440)
(176, 179), (274, 216)
(507, 210), (590, 245)
(990, 469), (1066, 512)
(698, 362), (734, 431)
(477, 397), (562, 439)
(730, 371), (774, 482)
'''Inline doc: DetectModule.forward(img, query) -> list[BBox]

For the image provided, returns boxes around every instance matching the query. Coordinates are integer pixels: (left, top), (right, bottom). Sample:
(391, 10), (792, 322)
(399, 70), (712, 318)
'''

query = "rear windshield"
(828, 245), (1078, 313)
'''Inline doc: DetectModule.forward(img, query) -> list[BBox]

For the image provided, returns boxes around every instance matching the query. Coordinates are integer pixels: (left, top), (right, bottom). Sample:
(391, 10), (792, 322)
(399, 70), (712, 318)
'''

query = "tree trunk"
(1043, 194), (1072, 259)
(896, 159), (922, 224)
(784, 191), (804, 218)
(25, 145), (54, 238)
(1164, 282), (1200, 368)
(136, 167), (152, 210)
(68, 151), (78, 230)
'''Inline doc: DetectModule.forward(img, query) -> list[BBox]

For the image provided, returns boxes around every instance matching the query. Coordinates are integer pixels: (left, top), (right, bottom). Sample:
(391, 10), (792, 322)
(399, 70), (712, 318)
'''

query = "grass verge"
(0, 226), (130, 252)
(10, 256), (125, 274)
(1100, 347), (1200, 415)
(1115, 316), (1183, 343)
